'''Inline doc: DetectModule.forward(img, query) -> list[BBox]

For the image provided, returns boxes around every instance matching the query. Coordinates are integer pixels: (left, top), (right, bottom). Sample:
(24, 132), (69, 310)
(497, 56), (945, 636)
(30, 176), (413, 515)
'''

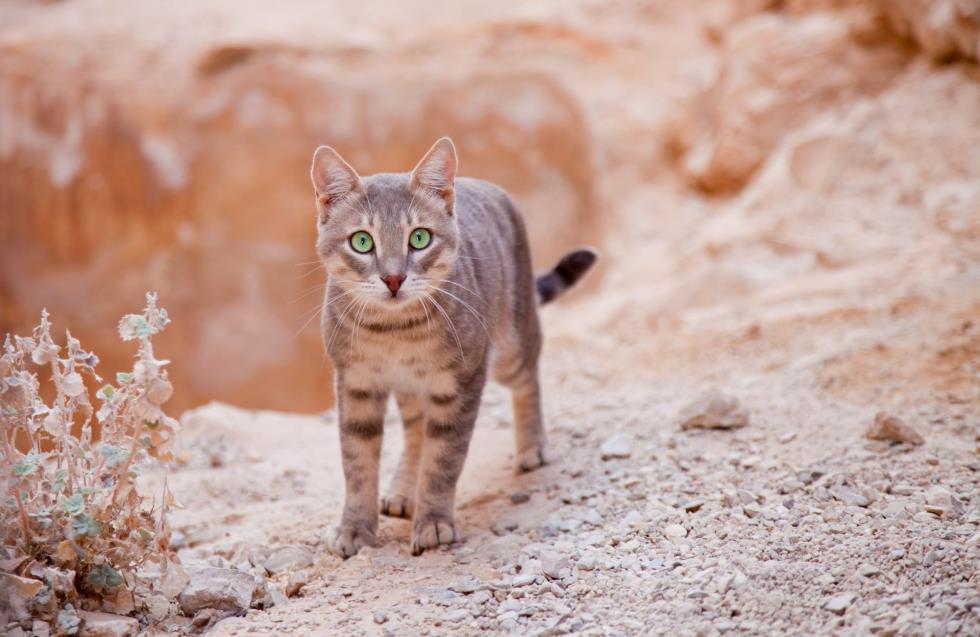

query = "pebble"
(511, 573), (537, 588)
(373, 610), (388, 624)
(823, 593), (858, 615)
(865, 412), (924, 446)
(449, 576), (481, 594)
(680, 499), (705, 513)
(76, 611), (139, 637)
(678, 389), (749, 430)
(262, 545), (313, 575)
(510, 491), (531, 504)
(178, 567), (257, 615)
(540, 551), (570, 579)
(577, 554), (598, 571)
(600, 433), (633, 460)
(663, 523), (687, 539)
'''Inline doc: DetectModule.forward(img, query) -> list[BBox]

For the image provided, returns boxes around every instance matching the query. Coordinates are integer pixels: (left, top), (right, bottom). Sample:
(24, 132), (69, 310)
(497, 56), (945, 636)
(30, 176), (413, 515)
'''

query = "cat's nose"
(381, 274), (406, 296)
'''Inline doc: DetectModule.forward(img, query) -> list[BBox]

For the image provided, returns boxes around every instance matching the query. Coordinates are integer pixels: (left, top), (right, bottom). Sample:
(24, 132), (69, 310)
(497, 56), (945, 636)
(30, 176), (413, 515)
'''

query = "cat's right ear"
(311, 145), (362, 223)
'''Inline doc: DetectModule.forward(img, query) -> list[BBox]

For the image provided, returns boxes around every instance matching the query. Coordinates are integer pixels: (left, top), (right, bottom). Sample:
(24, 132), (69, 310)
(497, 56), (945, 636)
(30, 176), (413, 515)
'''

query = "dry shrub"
(1, 293), (180, 631)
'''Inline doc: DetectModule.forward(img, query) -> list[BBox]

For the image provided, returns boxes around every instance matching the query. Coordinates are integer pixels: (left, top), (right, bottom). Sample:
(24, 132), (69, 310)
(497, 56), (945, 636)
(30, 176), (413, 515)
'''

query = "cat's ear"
(311, 145), (362, 223)
(410, 137), (457, 214)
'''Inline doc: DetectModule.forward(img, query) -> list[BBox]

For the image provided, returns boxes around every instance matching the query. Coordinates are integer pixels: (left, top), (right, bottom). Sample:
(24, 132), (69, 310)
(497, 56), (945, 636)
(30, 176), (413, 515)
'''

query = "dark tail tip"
(537, 247), (599, 304)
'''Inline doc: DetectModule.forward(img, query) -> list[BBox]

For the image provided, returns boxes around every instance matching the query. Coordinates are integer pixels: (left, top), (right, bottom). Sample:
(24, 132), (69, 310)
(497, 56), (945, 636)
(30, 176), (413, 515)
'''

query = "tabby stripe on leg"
(341, 419), (384, 438)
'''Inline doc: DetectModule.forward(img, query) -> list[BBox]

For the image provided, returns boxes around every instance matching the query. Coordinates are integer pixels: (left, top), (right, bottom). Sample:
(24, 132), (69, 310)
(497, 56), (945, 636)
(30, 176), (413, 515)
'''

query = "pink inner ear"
(318, 193), (331, 205)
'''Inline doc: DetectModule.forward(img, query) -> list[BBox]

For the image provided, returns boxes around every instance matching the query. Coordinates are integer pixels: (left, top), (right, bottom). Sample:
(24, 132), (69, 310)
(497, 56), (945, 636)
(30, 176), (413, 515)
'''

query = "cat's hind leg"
(381, 394), (424, 518)
(494, 338), (547, 474)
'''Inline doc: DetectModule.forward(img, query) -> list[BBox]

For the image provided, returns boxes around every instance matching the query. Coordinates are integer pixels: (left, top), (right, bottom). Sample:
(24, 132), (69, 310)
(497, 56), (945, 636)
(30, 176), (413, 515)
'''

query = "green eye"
(409, 228), (432, 250)
(350, 231), (374, 253)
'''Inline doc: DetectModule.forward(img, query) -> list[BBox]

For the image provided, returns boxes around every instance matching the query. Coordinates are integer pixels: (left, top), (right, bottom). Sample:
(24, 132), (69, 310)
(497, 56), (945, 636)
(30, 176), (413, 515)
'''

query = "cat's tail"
(536, 248), (599, 305)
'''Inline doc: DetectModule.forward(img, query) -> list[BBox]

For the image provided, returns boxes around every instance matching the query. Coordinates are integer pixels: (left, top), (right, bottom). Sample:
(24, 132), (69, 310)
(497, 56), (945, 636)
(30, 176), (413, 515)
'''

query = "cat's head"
(310, 138), (460, 311)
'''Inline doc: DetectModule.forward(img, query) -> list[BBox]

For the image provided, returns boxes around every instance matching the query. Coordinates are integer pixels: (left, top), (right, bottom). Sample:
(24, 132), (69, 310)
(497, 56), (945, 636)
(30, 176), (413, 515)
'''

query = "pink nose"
(381, 274), (406, 295)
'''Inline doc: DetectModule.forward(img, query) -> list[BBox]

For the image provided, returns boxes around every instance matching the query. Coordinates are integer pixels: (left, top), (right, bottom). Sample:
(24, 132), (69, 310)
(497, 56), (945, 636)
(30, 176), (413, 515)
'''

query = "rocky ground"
(3, 0), (980, 635)
(144, 285), (979, 636)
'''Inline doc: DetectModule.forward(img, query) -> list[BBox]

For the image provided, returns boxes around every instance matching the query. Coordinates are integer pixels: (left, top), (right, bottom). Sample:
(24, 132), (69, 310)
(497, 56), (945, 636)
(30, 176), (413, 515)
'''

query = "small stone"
(865, 412), (924, 446)
(577, 554), (597, 571)
(540, 551), (570, 580)
(285, 571), (309, 597)
(742, 504), (761, 518)
(823, 592), (857, 615)
(373, 610), (388, 624)
(832, 487), (870, 508)
(510, 491), (531, 505)
(600, 433), (632, 460)
(262, 545), (313, 575)
(716, 573), (735, 595)
(925, 487), (964, 518)
(889, 548), (906, 560)
(780, 480), (804, 494)
(178, 567), (257, 615)
(446, 608), (471, 623)
(491, 521), (519, 536)
(191, 608), (222, 629)
(143, 593), (172, 622)
(32, 621), (51, 637)
(450, 576), (481, 594)
(680, 499), (705, 513)
(471, 590), (492, 605)
(77, 611), (139, 637)
(663, 523), (687, 539)
(859, 564), (880, 577)
(169, 530), (187, 550)
(678, 389), (749, 430)
(511, 573), (536, 587)
(883, 500), (908, 519)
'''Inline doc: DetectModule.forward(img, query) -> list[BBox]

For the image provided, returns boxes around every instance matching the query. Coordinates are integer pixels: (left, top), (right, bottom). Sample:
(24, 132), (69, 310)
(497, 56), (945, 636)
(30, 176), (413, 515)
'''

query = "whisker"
(418, 296), (433, 337)
(349, 298), (371, 358)
(291, 283), (327, 304)
(294, 264), (324, 280)
(423, 292), (465, 365)
(325, 295), (365, 352)
(431, 278), (485, 301)
(293, 287), (360, 340)
(434, 287), (490, 336)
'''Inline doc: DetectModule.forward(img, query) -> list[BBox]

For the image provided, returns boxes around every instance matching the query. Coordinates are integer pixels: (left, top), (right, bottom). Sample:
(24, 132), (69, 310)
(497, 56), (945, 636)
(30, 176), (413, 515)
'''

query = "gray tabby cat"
(311, 138), (596, 557)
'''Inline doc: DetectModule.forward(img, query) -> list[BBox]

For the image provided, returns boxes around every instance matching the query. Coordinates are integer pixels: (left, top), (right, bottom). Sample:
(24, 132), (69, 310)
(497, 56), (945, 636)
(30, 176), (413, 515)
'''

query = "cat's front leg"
(327, 377), (388, 559)
(410, 366), (487, 555)
(381, 393), (425, 518)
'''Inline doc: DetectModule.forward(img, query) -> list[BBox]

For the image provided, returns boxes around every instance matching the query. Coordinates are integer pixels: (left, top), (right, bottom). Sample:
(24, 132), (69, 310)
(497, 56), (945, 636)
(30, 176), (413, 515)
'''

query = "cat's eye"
(409, 228), (432, 250)
(350, 231), (374, 254)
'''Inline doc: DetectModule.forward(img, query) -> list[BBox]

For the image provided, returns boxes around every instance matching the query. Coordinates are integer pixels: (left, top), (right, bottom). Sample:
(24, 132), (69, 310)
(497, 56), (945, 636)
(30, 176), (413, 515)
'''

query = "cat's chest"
(345, 331), (453, 394)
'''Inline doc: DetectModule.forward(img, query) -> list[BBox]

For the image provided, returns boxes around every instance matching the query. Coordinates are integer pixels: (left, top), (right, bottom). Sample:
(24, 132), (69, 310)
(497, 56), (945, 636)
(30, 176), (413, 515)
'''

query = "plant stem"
(14, 488), (32, 547)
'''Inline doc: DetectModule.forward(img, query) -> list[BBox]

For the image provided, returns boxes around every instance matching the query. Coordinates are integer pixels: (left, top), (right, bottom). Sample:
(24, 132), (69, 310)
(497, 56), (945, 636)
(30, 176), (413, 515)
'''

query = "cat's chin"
(370, 294), (422, 312)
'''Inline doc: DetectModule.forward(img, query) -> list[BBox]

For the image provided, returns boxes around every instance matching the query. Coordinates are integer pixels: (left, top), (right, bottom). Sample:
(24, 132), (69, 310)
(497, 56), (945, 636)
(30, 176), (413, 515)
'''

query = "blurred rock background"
(1, 0), (978, 413)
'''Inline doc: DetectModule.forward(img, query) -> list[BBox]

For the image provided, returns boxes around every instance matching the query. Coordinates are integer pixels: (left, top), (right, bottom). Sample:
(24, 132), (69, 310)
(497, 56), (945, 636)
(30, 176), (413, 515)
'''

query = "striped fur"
(311, 138), (596, 558)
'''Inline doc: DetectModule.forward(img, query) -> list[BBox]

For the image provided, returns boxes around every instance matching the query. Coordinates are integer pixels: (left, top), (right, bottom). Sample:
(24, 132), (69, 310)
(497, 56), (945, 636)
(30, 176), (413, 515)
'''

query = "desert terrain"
(2, 1), (979, 635)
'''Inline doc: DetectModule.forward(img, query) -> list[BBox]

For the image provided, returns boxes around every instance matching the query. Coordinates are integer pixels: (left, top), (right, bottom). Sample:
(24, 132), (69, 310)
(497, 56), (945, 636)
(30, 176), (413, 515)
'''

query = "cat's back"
(453, 177), (528, 247)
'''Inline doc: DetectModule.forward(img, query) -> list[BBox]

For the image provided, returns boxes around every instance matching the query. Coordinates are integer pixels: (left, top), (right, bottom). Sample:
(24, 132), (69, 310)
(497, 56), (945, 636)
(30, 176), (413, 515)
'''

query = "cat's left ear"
(410, 137), (457, 214)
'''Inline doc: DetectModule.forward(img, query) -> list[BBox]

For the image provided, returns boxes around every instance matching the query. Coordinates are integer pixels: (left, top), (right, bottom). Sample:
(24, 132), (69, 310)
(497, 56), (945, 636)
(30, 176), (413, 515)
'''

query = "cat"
(311, 137), (597, 557)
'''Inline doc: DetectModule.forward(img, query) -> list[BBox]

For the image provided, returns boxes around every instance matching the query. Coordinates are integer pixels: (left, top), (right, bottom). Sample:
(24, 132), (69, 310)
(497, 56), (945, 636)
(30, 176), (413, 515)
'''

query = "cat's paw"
(514, 445), (549, 474)
(380, 493), (414, 519)
(326, 522), (377, 559)
(410, 514), (457, 555)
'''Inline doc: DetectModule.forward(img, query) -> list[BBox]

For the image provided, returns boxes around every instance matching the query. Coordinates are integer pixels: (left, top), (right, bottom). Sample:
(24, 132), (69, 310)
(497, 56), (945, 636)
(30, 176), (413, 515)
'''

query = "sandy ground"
(6, 0), (976, 634)
(148, 270), (980, 636)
